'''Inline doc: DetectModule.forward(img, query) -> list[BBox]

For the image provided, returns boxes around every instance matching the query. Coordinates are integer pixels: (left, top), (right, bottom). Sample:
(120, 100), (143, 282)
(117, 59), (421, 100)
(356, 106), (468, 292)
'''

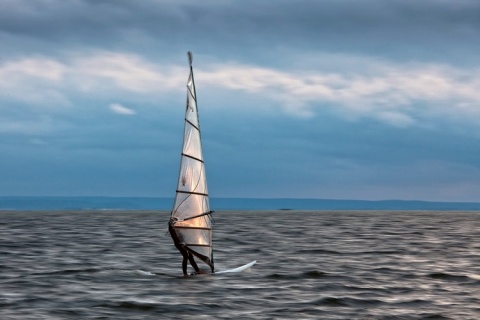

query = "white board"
(215, 260), (256, 274)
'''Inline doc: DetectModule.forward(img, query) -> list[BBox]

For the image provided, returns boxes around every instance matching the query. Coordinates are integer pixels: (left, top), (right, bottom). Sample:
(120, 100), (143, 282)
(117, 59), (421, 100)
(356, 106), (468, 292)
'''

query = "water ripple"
(1, 210), (480, 319)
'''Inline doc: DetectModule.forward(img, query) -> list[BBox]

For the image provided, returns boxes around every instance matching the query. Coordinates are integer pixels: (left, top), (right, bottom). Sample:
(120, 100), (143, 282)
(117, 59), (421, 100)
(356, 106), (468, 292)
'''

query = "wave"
(267, 270), (328, 280)
(31, 267), (105, 276)
(427, 272), (472, 282)
(316, 296), (384, 307)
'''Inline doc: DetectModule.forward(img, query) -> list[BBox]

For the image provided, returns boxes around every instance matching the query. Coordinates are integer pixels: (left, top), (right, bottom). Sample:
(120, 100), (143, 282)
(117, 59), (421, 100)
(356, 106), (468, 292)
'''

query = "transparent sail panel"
(185, 80), (198, 128)
(176, 227), (211, 246)
(172, 194), (209, 221)
(190, 245), (212, 263)
(176, 156), (207, 194)
(183, 123), (202, 160)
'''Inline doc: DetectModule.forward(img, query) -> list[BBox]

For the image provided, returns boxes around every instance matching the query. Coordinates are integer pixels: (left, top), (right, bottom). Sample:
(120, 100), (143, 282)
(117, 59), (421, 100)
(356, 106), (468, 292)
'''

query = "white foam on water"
(135, 270), (156, 276)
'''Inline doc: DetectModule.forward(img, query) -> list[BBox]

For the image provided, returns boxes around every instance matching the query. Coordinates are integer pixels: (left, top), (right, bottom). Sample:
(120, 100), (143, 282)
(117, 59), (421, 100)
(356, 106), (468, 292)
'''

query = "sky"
(1, 0), (480, 202)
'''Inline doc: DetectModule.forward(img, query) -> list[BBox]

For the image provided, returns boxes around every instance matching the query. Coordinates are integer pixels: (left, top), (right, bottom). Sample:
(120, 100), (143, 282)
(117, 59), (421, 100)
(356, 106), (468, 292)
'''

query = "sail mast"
(170, 52), (214, 270)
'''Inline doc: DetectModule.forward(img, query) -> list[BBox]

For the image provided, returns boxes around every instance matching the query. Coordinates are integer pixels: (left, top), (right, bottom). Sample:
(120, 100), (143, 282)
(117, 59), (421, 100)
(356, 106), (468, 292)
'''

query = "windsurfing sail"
(170, 51), (214, 270)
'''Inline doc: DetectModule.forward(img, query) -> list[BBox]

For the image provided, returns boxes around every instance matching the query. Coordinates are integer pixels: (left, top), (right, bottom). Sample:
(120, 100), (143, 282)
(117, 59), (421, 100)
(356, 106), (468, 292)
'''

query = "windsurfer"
(168, 218), (203, 276)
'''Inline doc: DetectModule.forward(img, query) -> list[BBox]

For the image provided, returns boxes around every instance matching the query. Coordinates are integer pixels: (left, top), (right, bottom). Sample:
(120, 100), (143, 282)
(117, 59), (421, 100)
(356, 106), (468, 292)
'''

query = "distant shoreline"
(1, 196), (480, 211)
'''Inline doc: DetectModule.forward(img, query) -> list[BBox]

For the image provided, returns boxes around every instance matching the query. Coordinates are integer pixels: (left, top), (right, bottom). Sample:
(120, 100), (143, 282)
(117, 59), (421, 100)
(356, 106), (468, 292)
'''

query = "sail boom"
(172, 210), (212, 222)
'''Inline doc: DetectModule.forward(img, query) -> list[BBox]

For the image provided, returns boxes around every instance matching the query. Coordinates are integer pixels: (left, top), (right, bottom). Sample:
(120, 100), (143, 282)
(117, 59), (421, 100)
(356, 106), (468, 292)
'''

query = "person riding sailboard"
(168, 51), (215, 276)
(168, 218), (203, 276)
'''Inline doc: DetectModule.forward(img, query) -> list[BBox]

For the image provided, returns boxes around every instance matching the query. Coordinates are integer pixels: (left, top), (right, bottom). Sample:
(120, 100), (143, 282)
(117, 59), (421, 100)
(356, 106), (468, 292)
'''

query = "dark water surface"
(1, 210), (480, 319)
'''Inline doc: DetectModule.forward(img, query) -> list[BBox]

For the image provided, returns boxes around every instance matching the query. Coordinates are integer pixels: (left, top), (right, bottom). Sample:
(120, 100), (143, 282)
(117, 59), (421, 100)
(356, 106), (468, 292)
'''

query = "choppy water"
(1, 210), (480, 319)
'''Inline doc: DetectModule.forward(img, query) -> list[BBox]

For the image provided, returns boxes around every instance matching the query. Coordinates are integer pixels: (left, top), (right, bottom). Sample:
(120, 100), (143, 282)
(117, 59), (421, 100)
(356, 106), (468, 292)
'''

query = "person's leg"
(182, 254), (188, 276)
(188, 252), (200, 273)
(179, 246), (189, 276)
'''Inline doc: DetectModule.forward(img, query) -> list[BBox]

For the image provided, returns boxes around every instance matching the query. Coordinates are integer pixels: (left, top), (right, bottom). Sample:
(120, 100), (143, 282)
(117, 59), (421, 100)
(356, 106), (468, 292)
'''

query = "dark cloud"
(1, 0), (479, 65)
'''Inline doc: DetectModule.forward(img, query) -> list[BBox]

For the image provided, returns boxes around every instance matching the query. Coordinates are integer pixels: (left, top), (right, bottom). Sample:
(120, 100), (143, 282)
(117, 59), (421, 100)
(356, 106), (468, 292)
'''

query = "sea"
(1, 210), (480, 319)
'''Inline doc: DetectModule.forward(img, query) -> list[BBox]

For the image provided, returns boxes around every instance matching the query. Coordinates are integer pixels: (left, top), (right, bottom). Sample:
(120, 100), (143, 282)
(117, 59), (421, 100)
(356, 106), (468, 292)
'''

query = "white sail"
(170, 52), (214, 269)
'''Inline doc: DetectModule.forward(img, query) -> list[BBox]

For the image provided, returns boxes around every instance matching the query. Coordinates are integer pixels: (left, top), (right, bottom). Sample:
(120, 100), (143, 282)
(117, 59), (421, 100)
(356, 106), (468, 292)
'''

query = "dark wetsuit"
(168, 220), (200, 276)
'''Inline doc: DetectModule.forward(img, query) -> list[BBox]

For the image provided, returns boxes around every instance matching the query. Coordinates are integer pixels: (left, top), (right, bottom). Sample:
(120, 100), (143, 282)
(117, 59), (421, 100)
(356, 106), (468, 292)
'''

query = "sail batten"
(181, 153), (204, 163)
(176, 190), (208, 196)
(185, 119), (200, 131)
(186, 244), (212, 247)
(170, 51), (214, 271)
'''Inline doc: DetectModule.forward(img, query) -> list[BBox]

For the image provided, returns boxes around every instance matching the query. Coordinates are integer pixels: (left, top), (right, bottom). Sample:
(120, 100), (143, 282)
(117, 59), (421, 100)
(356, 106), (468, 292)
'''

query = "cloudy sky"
(1, 0), (479, 201)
